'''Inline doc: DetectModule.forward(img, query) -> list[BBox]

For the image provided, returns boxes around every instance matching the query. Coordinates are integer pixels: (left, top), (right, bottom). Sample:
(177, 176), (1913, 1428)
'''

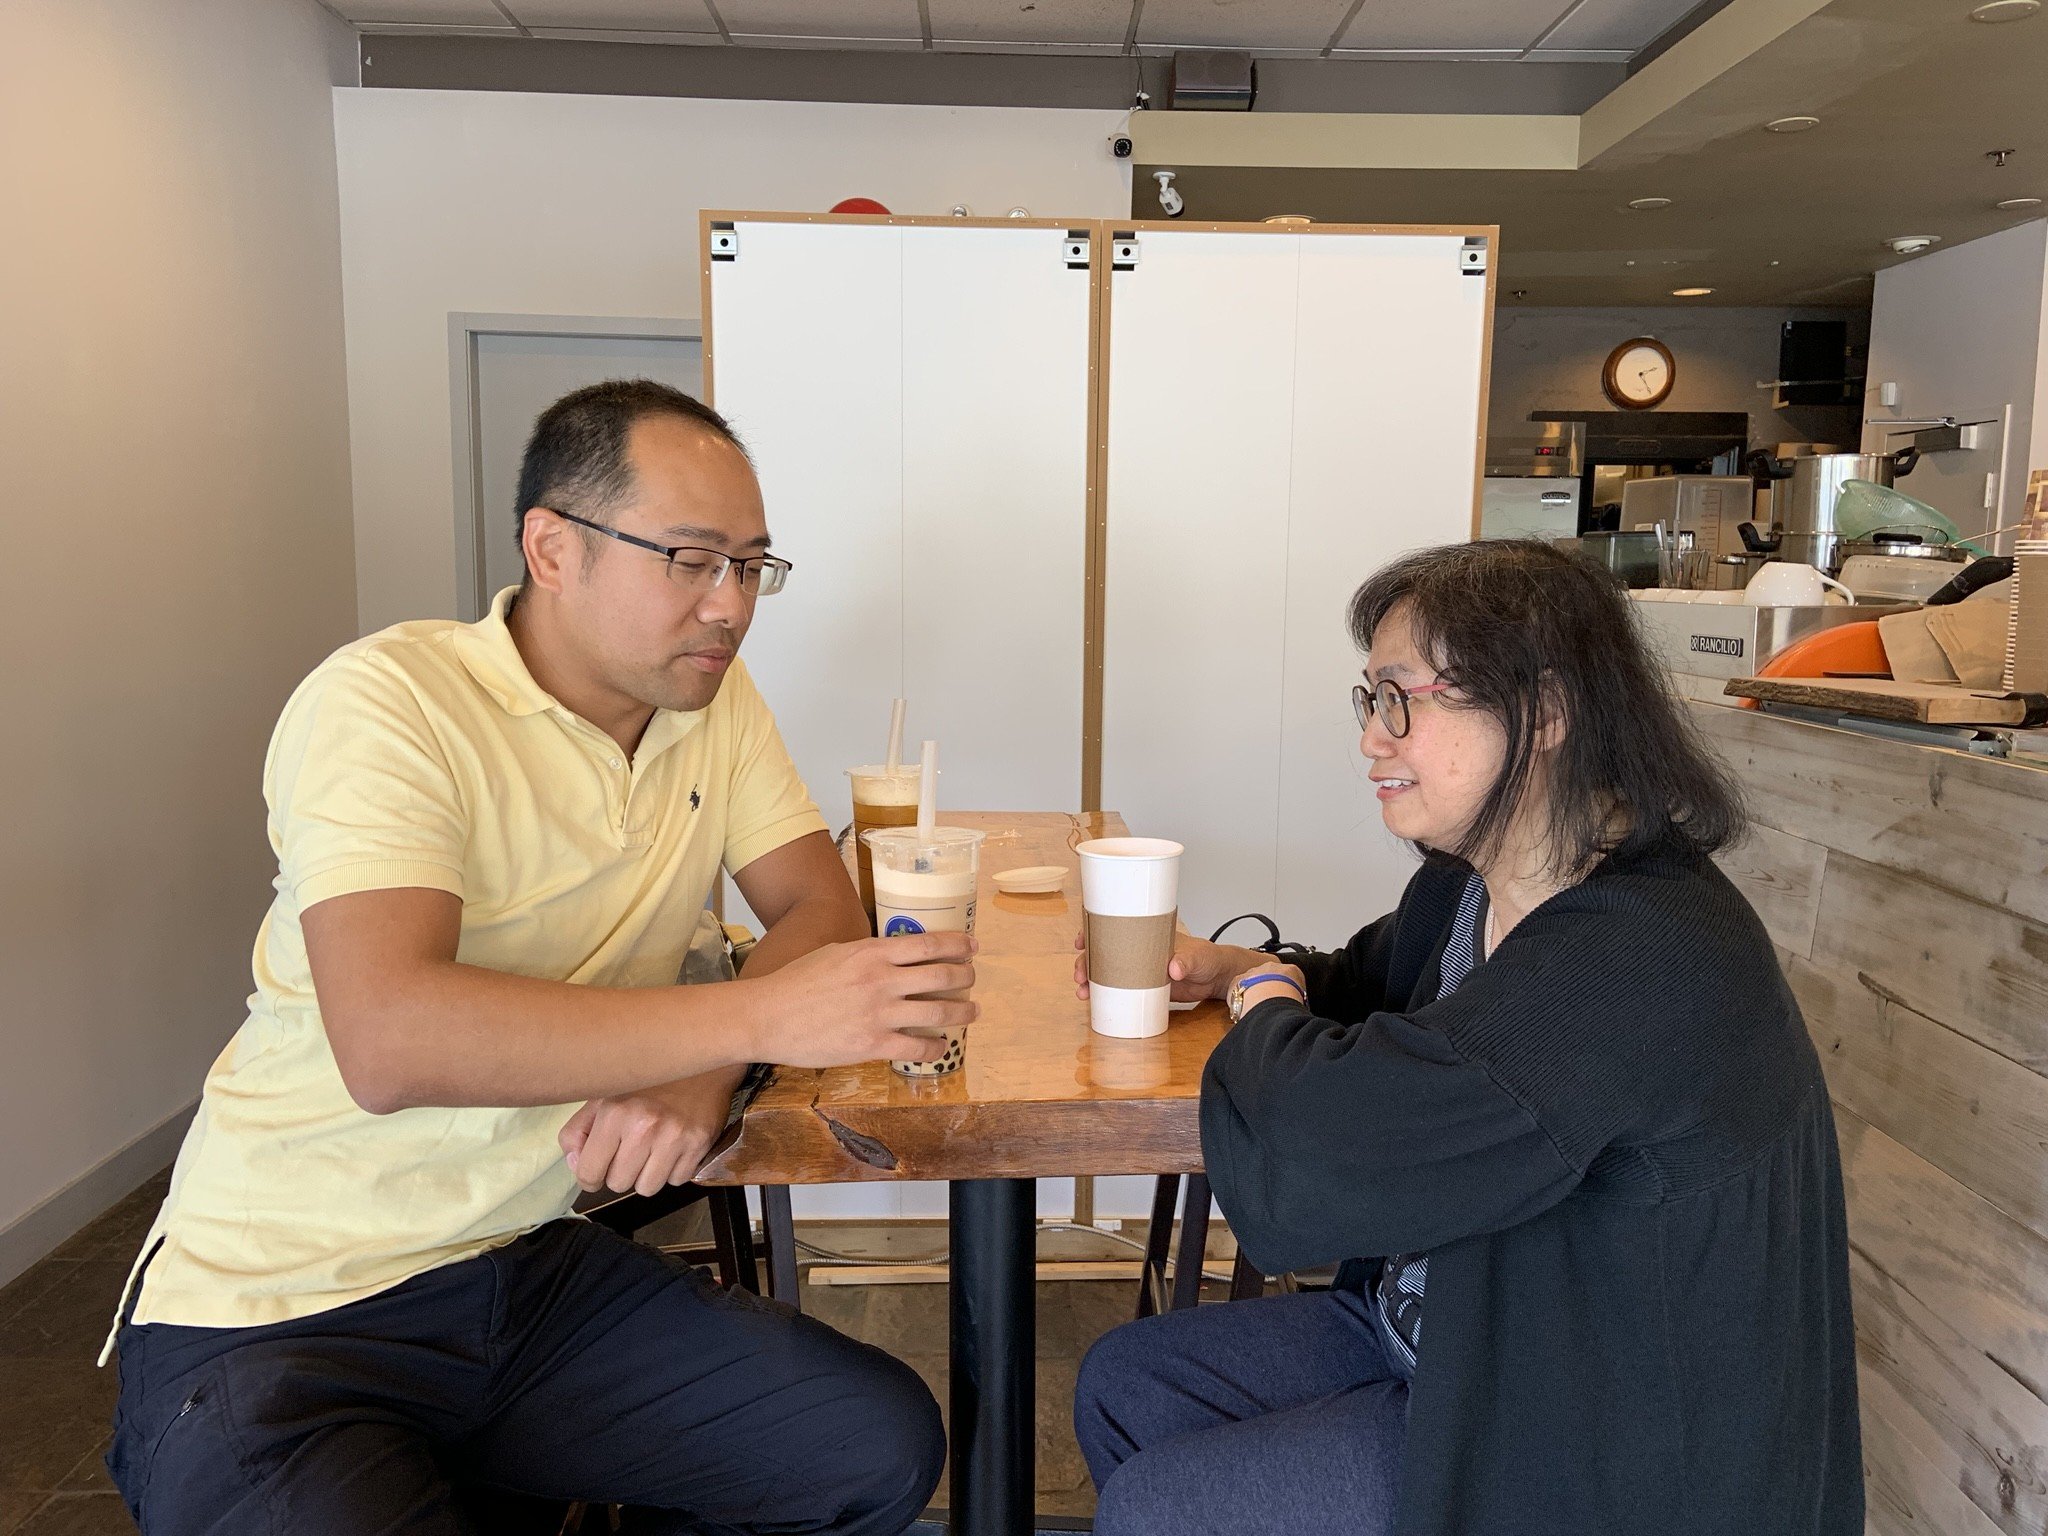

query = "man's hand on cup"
(1073, 932), (1261, 1004)
(753, 933), (977, 1068)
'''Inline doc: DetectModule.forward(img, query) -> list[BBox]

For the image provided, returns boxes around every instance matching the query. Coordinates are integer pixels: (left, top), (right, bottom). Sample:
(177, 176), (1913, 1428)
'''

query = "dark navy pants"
(107, 1219), (945, 1535)
(1073, 1287), (1409, 1536)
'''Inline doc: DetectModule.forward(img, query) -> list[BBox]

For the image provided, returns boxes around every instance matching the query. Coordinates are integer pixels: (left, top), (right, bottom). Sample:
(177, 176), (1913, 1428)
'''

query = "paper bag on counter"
(1878, 610), (1958, 684)
(1927, 595), (2012, 690)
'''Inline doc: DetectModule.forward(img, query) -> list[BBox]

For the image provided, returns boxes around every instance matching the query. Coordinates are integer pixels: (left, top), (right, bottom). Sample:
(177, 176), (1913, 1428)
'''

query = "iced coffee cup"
(862, 825), (985, 1077)
(1077, 838), (1183, 1039)
(846, 765), (923, 931)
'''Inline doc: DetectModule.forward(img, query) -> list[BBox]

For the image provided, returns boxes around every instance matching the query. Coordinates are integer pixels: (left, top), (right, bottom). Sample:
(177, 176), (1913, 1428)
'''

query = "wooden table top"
(695, 811), (1229, 1187)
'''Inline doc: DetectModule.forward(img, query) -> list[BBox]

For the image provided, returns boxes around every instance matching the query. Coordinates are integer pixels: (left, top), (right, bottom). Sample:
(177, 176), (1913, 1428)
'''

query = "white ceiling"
(329, 0), (1709, 60)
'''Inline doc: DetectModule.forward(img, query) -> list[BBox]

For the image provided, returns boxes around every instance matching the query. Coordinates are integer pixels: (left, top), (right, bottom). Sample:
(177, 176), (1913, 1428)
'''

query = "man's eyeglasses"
(1352, 676), (1454, 739)
(549, 510), (793, 597)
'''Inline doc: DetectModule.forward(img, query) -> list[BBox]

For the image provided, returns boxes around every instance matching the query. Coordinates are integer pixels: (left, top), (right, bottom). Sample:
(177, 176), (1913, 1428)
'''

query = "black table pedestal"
(947, 1178), (1036, 1536)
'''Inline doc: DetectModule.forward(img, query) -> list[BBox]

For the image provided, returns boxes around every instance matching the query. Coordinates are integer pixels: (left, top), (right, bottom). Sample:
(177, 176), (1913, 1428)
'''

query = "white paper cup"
(1077, 838), (1182, 1039)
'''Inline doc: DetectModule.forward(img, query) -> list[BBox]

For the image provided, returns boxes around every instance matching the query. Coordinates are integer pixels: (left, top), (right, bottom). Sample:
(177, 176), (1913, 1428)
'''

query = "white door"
(465, 328), (704, 619)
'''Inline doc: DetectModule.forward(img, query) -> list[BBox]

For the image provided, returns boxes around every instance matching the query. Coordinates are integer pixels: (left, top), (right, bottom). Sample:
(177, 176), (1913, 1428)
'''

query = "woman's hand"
(1073, 932), (1270, 1003)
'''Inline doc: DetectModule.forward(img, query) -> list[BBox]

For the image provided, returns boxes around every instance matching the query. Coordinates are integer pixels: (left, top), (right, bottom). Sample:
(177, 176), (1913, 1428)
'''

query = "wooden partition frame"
(699, 212), (1498, 815)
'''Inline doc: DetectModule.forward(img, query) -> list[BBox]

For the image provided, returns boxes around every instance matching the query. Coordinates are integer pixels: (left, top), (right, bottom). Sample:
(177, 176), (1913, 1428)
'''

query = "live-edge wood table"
(694, 811), (1229, 1536)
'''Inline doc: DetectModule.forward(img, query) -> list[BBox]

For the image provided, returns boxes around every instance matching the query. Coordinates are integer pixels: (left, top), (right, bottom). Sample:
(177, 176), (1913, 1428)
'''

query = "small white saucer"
(991, 865), (1066, 894)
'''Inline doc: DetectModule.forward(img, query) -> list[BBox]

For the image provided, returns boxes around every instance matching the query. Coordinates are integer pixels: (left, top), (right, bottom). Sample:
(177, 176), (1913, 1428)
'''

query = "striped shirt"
(1373, 872), (1489, 1377)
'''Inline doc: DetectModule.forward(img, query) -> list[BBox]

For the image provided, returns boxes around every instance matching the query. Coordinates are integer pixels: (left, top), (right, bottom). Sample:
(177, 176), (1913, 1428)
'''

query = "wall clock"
(1602, 336), (1676, 409)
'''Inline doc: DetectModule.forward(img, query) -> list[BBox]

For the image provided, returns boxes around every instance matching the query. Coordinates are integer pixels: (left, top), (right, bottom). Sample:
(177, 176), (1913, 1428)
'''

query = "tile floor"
(0, 1175), (1181, 1533)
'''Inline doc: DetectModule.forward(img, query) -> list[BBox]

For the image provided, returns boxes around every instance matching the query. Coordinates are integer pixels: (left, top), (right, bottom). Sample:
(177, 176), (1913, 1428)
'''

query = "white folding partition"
(706, 216), (1094, 1217)
(706, 216), (1492, 1216)
(1101, 228), (1490, 951)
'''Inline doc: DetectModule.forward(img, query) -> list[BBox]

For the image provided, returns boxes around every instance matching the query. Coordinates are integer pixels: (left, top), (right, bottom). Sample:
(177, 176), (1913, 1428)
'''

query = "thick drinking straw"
(886, 698), (907, 775)
(916, 739), (938, 843)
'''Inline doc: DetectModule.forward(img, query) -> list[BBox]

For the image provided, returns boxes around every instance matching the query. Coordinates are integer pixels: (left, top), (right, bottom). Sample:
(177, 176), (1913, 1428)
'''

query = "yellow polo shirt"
(107, 588), (824, 1349)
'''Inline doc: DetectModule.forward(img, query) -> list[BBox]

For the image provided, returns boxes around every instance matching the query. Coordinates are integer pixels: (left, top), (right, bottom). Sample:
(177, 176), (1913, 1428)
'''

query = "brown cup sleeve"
(1085, 909), (1178, 991)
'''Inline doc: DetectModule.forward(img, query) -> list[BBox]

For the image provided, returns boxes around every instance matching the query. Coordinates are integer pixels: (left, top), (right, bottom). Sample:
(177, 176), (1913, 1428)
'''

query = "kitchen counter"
(1690, 703), (2048, 1536)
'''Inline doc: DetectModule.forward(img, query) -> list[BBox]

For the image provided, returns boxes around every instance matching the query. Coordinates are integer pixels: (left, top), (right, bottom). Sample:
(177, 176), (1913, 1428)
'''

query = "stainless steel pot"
(1746, 447), (1920, 573)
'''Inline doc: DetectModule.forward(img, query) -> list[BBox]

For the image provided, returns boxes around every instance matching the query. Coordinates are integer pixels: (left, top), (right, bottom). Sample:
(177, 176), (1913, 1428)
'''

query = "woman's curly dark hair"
(1348, 540), (1747, 878)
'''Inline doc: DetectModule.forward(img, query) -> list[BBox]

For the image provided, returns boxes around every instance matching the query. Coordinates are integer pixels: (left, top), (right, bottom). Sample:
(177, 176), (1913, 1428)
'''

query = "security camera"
(1110, 134), (1134, 159)
(1154, 170), (1185, 218)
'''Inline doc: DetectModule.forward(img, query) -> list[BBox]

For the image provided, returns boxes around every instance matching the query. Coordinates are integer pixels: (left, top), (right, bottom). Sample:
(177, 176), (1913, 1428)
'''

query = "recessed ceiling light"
(1997, 196), (2045, 210)
(1627, 197), (1672, 211)
(1885, 235), (1941, 255)
(1765, 116), (1820, 133)
(1671, 287), (1715, 297)
(1970, 0), (2038, 20)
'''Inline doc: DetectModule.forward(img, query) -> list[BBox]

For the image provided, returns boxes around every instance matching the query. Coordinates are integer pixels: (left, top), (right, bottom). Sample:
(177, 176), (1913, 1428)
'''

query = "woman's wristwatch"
(1226, 970), (1308, 1022)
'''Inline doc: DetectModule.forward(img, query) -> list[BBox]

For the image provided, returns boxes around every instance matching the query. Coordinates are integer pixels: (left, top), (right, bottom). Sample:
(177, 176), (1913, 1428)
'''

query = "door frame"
(447, 312), (704, 622)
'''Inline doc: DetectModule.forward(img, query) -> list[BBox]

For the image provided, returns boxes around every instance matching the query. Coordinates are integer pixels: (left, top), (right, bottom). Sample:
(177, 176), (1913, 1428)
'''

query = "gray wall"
(1489, 304), (1867, 451)
(1865, 221), (2048, 535)
(333, 88), (1133, 635)
(0, 0), (361, 1280)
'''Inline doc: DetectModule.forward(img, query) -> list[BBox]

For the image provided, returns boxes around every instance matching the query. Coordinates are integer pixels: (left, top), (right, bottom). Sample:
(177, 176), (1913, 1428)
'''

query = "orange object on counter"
(1734, 619), (1890, 709)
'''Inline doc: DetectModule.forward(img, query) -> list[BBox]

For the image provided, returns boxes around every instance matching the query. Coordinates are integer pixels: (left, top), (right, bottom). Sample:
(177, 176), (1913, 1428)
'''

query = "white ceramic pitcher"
(1743, 561), (1854, 607)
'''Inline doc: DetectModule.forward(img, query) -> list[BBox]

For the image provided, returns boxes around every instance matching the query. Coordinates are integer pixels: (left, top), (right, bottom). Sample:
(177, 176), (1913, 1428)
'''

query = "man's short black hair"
(513, 379), (748, 571)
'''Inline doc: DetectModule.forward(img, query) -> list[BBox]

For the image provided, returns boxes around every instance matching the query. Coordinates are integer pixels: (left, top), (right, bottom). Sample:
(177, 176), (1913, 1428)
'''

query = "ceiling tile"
(1539, 0), (1704, 52)
(715, 0), (922, 39)
(1340, 0), (1577, 52)
(333, 0), (512, 21)
(1137, 0), (1357, 51)
(926, 0), (1131, 47)
(507, 0), (720, 29)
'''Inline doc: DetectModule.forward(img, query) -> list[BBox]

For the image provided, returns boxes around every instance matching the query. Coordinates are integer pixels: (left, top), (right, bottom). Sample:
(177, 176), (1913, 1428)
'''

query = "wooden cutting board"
(1723, 676), (2042, 725)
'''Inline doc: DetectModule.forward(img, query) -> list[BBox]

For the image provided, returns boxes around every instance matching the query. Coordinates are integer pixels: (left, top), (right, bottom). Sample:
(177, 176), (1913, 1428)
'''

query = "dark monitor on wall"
(1777, 320), (1850, 407)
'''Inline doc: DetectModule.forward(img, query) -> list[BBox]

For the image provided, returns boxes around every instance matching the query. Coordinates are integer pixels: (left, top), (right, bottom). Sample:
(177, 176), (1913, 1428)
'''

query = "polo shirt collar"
(453, 587), (558, 718)
(454, 587), (709, 762)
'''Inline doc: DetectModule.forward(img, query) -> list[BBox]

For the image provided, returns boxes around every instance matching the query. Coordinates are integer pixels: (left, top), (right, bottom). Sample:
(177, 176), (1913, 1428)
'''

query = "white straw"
(916, 739), (938, 842)
(885, 698), (907, 775)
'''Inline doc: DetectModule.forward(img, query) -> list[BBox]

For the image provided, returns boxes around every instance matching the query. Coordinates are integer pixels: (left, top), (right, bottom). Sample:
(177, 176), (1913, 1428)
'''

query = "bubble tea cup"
(846, 765), (923, 931)
(861, 825), (985, 1077)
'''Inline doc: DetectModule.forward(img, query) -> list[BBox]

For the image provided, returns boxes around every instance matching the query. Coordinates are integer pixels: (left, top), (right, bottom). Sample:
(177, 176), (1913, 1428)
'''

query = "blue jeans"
(1074, 1287), (1408, 1536)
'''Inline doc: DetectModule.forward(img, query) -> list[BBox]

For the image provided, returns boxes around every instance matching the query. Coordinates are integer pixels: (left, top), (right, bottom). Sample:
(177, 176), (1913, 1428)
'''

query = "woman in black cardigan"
(1072, 540), (1860, 1536)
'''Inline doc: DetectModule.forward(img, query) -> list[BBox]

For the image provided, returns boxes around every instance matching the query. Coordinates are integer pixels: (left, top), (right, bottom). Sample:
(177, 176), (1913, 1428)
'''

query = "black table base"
(948, 1178), (1038, 1536)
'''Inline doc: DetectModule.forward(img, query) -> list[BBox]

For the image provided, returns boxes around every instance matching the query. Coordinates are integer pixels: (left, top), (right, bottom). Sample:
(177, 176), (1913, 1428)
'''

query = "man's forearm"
(733, 889), (869, 982)
(335, 961), (775, 1113)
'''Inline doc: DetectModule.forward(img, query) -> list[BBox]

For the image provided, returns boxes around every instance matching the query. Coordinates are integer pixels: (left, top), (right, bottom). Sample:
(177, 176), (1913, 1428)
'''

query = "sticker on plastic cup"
(884, 915), (927, 937)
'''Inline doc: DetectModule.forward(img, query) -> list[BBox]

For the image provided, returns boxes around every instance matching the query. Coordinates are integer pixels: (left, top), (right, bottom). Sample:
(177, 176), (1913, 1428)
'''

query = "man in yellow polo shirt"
(101, 381), (972, 1535)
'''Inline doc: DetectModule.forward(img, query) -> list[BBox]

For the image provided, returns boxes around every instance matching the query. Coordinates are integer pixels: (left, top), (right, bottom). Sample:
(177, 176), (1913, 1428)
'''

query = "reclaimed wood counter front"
(1694, 704), (2048, 1536)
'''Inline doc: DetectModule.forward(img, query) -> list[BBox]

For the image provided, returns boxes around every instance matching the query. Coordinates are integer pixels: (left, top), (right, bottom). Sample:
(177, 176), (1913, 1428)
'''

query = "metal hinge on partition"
(1064, 229), (1090, 270)
(709, 222), (738, 262)
(1111, 233), (1141, 271)
(1461, 236), (1487, 278)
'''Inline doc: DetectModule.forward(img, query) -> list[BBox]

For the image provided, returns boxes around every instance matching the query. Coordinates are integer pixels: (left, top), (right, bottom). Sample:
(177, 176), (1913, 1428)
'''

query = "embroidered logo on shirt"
(690, 786), (701, 810)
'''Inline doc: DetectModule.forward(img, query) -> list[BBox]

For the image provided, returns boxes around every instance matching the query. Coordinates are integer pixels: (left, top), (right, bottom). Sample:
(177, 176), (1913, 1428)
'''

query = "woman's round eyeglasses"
(550, 509), (793, 597)
(1352, 677), (1453, 739)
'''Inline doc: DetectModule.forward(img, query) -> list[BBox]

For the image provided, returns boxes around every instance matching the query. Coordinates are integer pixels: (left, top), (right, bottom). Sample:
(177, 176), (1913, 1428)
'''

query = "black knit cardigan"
(1201, 837), (1862, 1536)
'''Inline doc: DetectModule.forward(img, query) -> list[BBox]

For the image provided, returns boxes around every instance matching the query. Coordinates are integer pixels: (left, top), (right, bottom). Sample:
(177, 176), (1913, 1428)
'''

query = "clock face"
(1603, 338), (1675, 409)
